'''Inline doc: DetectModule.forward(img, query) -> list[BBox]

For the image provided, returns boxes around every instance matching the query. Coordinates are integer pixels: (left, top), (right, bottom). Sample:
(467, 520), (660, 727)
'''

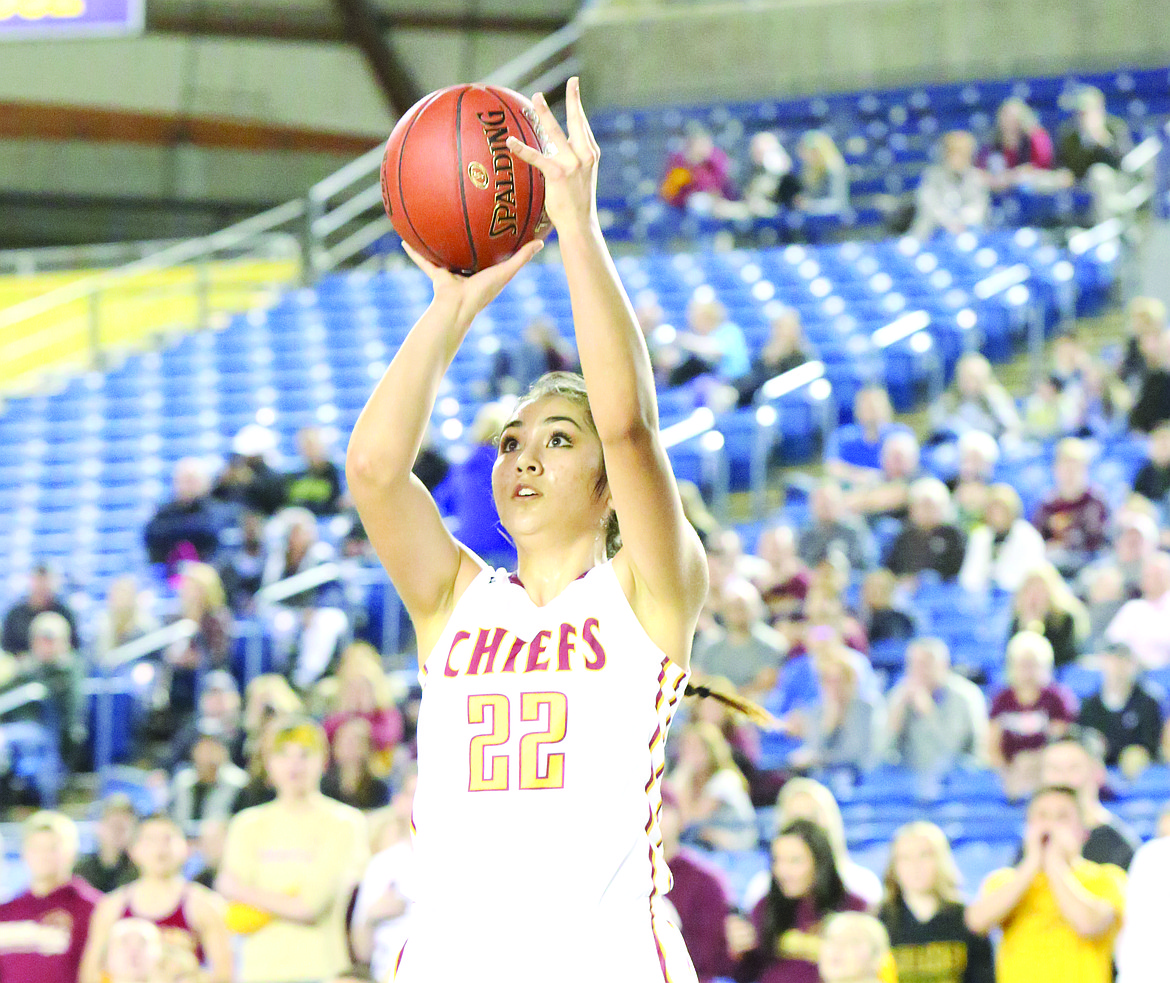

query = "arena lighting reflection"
(660, 407), (715, 447)
(871, 310), (931, 349)
(973, 263), (1030, 299)
(758, 360), (826, 403)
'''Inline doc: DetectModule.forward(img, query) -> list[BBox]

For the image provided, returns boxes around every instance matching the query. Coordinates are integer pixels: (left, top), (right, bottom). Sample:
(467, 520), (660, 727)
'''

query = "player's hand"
(507, 76), (600, 236)
(402, 238), (543, 324)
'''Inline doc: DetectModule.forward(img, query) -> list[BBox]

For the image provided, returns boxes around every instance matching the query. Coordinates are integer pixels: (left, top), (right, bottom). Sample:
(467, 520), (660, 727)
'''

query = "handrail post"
(304, 191), (326, 285)
(95, 673), (115, 775)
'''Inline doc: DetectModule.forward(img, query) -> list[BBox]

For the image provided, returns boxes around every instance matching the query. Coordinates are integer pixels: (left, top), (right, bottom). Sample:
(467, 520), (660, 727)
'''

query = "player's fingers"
(531, 92), (572, 156)
(401, 240), (443, 277)
(507, 136), (570, 175)
(565, 77), (599, 162)
(469, 239), (544, 293)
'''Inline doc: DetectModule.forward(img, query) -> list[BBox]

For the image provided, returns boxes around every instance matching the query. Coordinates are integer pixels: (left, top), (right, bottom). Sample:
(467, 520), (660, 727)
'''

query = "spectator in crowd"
(145, 458), (235, 569)
(1057, 86), (1134, 223)
(1128, 327), (1170, 434)
(701, 527), (769, 628)
(0, 611), (87, 768)
(879, 822), (994, 983)
(1033, 437), (1111, 575)
(659, 122), (737, 212)
(911, 131), (989, 240)
(1118, 296), (1167, 390)
(819, 912), (893, 983)
(859, 568), (916, 645)
(744, 778), (884, 908)
(1105, 550), (1170, 669)
(169, 724), (249, 832)
(728, 819), (869, 983)
(1039, 729), (1140, 870)
(690, 681), (775, 806)
(1118, 828), (1170, 983)
(800, 591), (874, 680)
(930, 353), (1020, 441)
(966, 784), (1126, 983)
(988, 631), (1078, 800)
(884, 478), (967, 582)
(433, 401), (516, 569)
(948, 430), (1000, 531)
(0, 811), (101, 983)
(167, 670), (246, 772)
(410, 428), (451, 494)
(285, 426), (344, 516)
(980, 97), (1059, 191)
(1078, 511), (1159, 645)
(658, 788), (733, 983)
(231, 717), (281, 815)
(799, 479), (877, 572)
(1134, 420), (1170, 502)
(827, 385), (911, 483)
(213, 424), (286, 516)
(669, 291), (751, 386)
(1022, 374), (1078, 441)
(1078, 642), (1166, 772)
(217, 509), (269, 615)
(846, 431), (923, 523)
(321, 717), (391, 811)
(322, 642), (403, 772)
(960, 483), (1049, 594)
(76, 794), (140, 893)
(1008, 563), (1088, 669)
(1, 562), (80, 655)
(92, 576), (158, 667)
(164, 563), (233, 722)
(731, 130), (802, 221)
(351, 792), (415, 983)
(80, 812), (232, 983)
(190, 818), (228, 890)
(734, 306), (812, 407)
(670, 721), (757, 851)
(492, 316), (574, 397)
(217, 716), (368, 983)
(791, 647), (886, 773)
(691, 578), (788, 699)
(795, 130), (850, 216)
(753, 524), (811, 623)
(261, 507), (349, 689)
(101, 918), (163, 983)
(885, 638), (988, 774)
(242, 674), (303, 758)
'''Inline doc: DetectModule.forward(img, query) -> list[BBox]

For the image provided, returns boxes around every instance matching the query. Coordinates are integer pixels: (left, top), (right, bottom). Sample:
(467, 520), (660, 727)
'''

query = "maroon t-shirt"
(1032, 488), (1110, 554)
(0, 877), (101, 983)
(740, 891), (867, 983)
(666, 849), (732, 982)
(990, 684), (1079, 762)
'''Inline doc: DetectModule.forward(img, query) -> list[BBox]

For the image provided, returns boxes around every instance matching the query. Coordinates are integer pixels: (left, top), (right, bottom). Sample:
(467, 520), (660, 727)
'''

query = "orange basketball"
(381, 84), (548, 274)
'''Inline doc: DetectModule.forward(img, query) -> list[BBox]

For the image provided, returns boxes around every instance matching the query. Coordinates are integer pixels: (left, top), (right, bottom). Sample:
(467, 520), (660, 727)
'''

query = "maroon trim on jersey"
(120, 885), (203, 963)
(507, 568), (592, 590)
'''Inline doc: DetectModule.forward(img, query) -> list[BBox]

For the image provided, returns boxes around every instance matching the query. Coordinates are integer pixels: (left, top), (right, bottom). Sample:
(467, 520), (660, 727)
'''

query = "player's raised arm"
(345, 239), (543, 648)
(507, 78), (707, 668)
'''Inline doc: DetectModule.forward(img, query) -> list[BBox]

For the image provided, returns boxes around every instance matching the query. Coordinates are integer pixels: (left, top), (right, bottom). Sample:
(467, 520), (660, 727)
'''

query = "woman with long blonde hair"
(879, 822), (993, 983)
(1009, 561), (1089, 668)
(668, 720), (756, 851)
(797, 130), (850, 215)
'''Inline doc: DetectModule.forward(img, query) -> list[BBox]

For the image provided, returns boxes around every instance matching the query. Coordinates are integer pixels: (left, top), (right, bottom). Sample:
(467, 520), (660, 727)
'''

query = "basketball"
(380, 83), (548, 274)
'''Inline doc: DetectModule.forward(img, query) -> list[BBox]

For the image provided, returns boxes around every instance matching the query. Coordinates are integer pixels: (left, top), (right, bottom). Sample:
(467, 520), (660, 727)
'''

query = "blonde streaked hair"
(180, 562), (227, 612)
(22, 810), (80, 859)
(777, 777), (850, 868)
(822, 911), (891, 967)
(683, 720), (747, 789)
(881, 821), (963, 917)
(1013, 561), (1090, 640)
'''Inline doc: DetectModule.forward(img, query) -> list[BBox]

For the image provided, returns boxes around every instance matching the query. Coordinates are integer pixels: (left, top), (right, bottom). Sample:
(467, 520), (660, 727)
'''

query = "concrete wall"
(580, 0), (1170, 108)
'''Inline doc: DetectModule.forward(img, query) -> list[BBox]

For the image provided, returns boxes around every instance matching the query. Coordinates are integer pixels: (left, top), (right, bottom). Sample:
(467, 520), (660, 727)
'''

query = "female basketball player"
(347, 77), (710, 981)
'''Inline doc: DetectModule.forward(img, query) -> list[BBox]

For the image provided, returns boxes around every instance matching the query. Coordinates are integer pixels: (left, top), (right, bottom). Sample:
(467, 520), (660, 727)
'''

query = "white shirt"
(351, 840), (414, 983)
(1117, 837), (1170, 983)
(1106, 592), (1170, 669)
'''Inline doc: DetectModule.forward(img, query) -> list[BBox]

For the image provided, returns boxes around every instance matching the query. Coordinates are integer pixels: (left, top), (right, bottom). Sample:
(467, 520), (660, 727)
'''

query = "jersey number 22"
(468, 692), (567, 791)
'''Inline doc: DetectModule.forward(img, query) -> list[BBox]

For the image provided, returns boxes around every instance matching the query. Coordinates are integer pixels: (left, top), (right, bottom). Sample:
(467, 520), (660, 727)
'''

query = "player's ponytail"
(684, 678), (777, 729)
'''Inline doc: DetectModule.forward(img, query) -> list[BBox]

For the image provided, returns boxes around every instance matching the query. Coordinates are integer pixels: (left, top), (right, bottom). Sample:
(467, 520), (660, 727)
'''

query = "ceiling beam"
(331, 0), (424, 117)
(147, 8), (567, 41)
(0, 102), (380, 155)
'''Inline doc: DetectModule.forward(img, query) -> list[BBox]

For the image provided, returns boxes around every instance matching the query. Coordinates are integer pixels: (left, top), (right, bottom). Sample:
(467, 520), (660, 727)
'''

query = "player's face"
(269, 741), (325, 797)
(492, 395), (609, 543)
(772, 835), (816, 898)
(892, 833), (938, 897)
(23, 830), (69, 883)
(131, 821), (187, 878)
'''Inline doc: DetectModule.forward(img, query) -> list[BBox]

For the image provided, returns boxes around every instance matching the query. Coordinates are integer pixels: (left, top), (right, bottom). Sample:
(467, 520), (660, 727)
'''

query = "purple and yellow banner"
(0, 0), (144, 40)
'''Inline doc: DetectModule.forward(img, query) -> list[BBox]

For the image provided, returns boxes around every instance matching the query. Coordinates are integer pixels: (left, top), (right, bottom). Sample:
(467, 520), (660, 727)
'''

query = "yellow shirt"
(223, 795), (369, 983)
(981, 860), (1126, 983)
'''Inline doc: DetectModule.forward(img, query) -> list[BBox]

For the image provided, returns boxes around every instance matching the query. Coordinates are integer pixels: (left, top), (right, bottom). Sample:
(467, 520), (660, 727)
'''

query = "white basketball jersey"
(400, 560), (694, 981)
